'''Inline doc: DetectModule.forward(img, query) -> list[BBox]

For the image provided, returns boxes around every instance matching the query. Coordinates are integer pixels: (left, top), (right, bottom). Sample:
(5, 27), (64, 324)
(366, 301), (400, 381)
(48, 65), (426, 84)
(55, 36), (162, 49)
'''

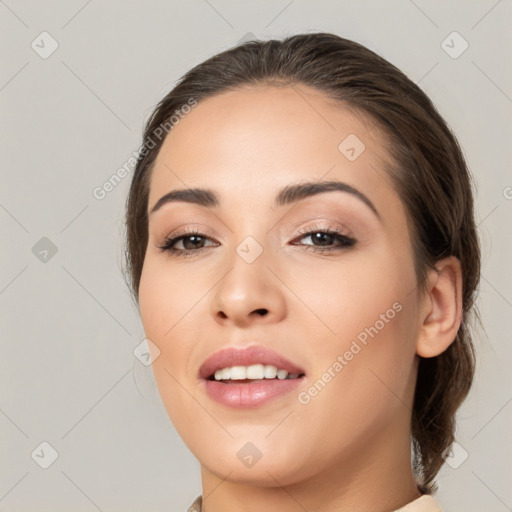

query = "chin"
(193, 437), (314, 486)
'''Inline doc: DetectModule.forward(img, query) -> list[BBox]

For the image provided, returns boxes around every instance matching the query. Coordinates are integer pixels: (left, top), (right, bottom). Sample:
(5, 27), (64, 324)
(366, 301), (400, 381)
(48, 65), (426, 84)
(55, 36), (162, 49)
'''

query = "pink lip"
(203, 379), (304, 408)
(198, 345), (307, 409)
(198, 345), (306, 380)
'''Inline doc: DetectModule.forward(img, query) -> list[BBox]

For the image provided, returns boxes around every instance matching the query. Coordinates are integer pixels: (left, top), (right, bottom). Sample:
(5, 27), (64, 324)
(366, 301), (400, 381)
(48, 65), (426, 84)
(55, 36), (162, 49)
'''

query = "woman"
(124, 32), (480, 511)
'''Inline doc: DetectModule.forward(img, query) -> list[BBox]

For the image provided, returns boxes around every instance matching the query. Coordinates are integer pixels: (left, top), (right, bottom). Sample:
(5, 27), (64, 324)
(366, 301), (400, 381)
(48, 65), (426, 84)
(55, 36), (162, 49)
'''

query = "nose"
(210, 247), (287, 328)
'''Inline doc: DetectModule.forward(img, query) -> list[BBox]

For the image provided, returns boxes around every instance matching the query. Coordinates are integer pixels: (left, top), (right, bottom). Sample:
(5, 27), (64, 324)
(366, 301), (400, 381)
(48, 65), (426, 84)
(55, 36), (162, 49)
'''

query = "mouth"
(199, 344), (306, 381)
(199, 345), (306, 408)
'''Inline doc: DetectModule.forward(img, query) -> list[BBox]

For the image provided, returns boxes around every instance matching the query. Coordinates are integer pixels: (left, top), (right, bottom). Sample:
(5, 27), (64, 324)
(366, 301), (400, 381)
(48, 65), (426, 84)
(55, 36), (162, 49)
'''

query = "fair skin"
(138, 84), (462, 512)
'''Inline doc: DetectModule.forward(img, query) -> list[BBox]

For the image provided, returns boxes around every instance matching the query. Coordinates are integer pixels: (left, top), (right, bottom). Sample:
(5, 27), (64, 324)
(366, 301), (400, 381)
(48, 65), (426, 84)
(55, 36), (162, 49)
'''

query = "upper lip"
(198, 344), (306, 380)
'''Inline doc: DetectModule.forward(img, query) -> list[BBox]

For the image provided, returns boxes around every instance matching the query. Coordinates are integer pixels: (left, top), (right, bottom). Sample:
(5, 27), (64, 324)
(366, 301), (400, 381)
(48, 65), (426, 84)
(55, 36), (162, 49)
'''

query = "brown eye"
(158, 229), (219, 256)
(292, 227), (356, 253)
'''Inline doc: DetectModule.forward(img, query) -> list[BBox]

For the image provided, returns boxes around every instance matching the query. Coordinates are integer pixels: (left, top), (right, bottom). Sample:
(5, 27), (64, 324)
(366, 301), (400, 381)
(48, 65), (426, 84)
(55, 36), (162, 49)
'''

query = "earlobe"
(416, 256), (463, 358)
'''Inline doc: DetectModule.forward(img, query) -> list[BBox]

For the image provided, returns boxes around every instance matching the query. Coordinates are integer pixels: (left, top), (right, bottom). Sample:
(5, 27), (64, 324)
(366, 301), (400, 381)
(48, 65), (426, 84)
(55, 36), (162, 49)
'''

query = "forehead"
(148, 84), (396, 212)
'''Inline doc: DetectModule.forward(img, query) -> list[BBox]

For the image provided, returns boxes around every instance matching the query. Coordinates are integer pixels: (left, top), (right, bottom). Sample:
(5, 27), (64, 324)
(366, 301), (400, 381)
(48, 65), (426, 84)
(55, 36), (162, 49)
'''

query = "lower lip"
(203, 377), (304, 408)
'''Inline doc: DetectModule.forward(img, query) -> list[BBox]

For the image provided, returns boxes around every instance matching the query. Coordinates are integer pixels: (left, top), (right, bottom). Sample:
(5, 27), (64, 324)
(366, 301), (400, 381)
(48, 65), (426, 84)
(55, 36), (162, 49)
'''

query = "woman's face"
(138, 84), (424, 486)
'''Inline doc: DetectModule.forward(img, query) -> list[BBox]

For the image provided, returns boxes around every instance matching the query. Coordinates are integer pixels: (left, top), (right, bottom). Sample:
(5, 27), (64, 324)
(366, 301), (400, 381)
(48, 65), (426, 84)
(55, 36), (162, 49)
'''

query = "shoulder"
(394, 494), (442, 511)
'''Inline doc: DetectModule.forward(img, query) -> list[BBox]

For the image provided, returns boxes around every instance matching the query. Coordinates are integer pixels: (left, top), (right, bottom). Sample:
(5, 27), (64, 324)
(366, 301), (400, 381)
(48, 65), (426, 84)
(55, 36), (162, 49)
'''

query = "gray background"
(1, 1), (511, 511)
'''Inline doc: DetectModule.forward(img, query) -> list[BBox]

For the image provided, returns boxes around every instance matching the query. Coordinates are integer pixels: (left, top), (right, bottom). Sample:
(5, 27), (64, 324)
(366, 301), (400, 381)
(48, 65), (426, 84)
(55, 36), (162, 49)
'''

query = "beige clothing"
(186, 493), (441, 511)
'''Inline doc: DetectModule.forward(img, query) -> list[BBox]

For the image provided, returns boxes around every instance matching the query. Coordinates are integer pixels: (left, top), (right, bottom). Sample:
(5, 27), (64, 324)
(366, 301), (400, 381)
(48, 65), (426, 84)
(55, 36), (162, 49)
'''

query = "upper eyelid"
(165, 222), (348, 236)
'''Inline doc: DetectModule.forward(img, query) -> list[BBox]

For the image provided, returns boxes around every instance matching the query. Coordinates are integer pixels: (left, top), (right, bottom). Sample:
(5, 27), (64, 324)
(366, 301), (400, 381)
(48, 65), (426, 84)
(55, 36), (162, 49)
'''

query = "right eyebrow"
(150, 188), (218, 214)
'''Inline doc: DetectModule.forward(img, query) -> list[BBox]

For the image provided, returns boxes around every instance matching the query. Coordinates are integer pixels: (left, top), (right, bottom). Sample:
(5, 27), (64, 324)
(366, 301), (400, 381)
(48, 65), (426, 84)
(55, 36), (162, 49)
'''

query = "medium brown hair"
(124, 32), (480, 493)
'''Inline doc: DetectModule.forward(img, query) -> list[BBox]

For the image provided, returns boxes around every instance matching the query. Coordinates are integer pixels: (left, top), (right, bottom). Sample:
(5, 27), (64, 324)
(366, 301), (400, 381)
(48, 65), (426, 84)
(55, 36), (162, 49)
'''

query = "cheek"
(138, 258), (192, 388)
(296, 250), (419, 433)
(138, 255), (211, 413)
(138, 256), (203, 343)
(293, 245), (417, 383)
(286, 241), (415, 341)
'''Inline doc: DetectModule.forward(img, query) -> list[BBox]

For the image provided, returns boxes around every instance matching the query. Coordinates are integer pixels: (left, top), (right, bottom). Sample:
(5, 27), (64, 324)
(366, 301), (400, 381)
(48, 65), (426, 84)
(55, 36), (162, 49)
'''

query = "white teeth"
(263, 365), (278, 379)
(277, 369), (288, 380)
(246, 364), (264, 379)
(230, 366), (246, 380)
(212, 364), (302, 381)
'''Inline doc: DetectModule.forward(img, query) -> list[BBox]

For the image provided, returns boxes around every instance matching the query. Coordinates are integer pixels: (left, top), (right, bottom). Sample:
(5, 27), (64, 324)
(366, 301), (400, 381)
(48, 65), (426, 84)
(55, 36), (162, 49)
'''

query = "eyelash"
(157, 224), (357, 258)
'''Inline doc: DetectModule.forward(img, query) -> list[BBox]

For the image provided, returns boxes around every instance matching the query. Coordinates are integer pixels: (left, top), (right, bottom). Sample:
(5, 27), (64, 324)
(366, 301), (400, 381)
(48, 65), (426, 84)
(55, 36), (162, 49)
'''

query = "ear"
(416, 256), (463, 358)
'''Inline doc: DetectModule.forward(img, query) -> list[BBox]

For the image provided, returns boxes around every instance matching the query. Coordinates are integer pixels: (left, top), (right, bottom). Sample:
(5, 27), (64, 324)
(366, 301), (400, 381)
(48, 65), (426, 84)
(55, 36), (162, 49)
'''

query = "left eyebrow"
(149, 179), (380, 220)
(274, 180), (380, 219)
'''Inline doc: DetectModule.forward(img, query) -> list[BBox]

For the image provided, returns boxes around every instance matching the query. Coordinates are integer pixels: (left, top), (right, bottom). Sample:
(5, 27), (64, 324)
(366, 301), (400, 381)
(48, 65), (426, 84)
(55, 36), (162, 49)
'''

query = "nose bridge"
(210, 230), (286, 325)
(225, 207), (270, 269)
